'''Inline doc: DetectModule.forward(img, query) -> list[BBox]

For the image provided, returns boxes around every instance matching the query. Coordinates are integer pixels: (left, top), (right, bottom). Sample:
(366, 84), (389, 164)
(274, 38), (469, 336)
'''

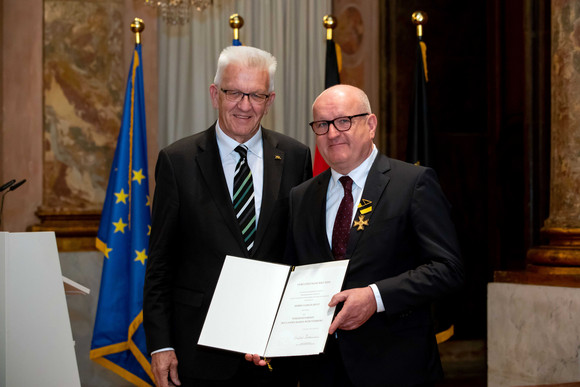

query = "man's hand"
(328, 286), (377, 334)
(244, 353), (269, 367)
(151, 350), (180, 387)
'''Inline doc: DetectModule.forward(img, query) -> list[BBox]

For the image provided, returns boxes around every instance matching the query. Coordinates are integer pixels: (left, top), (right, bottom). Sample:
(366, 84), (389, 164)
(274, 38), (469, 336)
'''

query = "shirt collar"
(330, 144), (378, 190)
(215, 120), (263, 159)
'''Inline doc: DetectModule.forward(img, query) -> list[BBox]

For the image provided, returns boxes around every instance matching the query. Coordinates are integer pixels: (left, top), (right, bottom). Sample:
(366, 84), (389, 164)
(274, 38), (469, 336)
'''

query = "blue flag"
(90, 43), (154, 387)
(233, 38), (242, 46)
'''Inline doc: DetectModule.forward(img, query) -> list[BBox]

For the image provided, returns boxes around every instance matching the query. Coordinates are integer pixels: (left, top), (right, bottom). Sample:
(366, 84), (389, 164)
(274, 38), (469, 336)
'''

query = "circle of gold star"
(353, 215), (369, 231)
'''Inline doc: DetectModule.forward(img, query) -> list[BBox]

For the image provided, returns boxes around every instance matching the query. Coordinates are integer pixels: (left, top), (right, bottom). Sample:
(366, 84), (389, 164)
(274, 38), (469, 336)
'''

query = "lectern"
(0, 232), (80, 387)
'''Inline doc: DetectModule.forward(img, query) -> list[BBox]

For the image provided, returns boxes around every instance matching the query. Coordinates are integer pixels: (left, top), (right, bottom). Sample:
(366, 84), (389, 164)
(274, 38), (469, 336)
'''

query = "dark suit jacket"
(143, 124), (312, 381)
(286, 154), (464, 387)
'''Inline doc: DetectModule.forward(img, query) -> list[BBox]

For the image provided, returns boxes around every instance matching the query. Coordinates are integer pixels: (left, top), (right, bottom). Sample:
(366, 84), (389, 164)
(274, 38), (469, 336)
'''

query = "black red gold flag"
(313, 38), (342, 176)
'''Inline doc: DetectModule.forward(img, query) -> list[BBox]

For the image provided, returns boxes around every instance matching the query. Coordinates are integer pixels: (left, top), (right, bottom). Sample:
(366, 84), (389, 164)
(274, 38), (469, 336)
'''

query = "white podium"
(0, 232), (80, 387)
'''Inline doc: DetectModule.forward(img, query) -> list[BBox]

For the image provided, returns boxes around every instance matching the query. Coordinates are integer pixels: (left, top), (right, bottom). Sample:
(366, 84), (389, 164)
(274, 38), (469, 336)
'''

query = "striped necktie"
(332, 176), (353, 260)
(233, 145), (256, 252)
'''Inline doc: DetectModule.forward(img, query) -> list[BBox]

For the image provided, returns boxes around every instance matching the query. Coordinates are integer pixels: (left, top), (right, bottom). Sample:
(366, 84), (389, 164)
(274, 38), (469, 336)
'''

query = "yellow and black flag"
(407, 14), (431, 167)
(408, 12), (455, 345)
(324, 37), (340, 87)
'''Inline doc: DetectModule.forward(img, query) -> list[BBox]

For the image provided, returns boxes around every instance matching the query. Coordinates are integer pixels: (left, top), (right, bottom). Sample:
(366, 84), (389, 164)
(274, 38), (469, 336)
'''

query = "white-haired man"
(144, 46), (312, 387)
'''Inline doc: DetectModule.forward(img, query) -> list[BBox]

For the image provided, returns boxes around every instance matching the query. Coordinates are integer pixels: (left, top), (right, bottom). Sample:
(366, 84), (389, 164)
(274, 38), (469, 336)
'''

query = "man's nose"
(327, 122), (341, 138)
(237, 94), (252, 109)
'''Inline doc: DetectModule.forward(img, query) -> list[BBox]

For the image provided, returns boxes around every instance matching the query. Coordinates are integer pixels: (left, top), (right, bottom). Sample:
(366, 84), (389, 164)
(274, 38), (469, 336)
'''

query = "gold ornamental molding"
(495, 227), (580, 286)
(28, 208), (100, 252)
(527, 227), (580, 271)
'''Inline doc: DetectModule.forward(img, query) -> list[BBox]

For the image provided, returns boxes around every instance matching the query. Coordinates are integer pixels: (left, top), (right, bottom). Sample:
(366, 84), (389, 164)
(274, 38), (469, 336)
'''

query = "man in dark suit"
(286, 85), (465, 386)
(143, 45), (312, 387)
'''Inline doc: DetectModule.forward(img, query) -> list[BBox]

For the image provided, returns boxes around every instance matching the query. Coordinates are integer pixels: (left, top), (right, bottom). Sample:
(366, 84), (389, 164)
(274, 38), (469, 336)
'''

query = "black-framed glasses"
(309, 113), (370, 135)
(220, 89), (270, 104)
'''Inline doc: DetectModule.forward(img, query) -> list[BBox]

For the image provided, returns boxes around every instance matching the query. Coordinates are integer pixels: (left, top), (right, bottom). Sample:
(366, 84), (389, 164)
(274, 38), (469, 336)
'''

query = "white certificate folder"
(198, 255), (349, 357)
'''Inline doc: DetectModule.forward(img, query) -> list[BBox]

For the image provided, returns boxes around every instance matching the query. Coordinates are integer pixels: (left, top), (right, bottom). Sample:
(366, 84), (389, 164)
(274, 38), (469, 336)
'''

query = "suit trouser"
(299, 334), (355, 387)
(298, 334), (437, 387)
(178, 356), (298, 387)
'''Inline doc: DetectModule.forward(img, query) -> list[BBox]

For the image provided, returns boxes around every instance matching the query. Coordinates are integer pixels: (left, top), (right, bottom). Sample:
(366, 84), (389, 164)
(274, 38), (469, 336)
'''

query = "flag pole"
(229, 13), (244, 45)
(411, 12), (452, 344)
(411, 11), (427, 38)
(412, 11), (428, 82)
(131, 17), (145, 45)
(323, 14), (337, 40)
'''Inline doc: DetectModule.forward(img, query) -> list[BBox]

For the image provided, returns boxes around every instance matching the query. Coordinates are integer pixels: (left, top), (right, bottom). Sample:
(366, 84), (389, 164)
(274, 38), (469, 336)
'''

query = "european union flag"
(233, 38), (242, 46)
(90, 42), (154, 387)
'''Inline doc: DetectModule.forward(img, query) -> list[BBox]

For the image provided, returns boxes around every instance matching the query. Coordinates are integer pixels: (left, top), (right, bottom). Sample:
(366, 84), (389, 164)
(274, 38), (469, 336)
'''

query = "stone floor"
(436, 339), (487, 387)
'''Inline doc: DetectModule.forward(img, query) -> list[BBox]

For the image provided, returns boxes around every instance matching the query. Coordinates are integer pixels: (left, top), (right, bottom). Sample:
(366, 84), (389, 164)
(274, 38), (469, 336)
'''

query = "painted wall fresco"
(43, 1), (124, 210)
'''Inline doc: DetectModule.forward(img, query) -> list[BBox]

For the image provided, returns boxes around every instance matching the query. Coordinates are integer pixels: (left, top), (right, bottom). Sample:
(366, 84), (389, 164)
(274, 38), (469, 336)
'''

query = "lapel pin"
(275, 155), (282, 160)
(353, 215), (369, 231)
(358, 199), (373, 215)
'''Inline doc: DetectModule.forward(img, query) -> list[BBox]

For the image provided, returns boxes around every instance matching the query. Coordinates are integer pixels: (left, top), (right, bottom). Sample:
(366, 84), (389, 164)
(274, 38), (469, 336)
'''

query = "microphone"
(0, 179), (15, 192)
(0, 179), (26, 227)
(9, 179), (26, 191)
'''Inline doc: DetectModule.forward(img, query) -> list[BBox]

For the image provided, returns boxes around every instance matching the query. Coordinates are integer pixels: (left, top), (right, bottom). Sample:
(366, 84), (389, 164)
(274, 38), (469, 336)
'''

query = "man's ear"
(263, 92), (276, 114)
(368, 114), (378, 140)
(209, 84), (219, 109)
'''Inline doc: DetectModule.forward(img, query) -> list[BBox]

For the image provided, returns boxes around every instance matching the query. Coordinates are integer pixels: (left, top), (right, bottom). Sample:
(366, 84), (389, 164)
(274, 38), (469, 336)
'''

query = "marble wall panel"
(488, 282), (580, 386)
(1, 0), (44, 232)
(548, 0), (580, 228)
(332, 0), (381, 149)
(43, 1), (125, 211)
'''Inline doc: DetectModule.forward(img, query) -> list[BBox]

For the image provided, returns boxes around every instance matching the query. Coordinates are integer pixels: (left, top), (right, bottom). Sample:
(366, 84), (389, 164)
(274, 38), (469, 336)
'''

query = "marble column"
(527, 0), (580, 273)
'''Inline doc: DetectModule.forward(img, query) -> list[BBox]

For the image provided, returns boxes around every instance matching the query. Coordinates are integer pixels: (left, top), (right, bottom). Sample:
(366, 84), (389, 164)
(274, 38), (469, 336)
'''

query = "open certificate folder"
(198, 255), (349, 357)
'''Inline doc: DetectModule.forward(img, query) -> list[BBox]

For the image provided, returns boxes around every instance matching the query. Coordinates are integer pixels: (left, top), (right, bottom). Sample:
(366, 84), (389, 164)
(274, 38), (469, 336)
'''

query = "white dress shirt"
(325, 145), (386, 313)
(215, 121), (264, 224)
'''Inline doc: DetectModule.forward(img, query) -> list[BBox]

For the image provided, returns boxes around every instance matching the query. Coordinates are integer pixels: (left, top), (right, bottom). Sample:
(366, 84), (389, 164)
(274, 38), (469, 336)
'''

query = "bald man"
(285, 85), (464, 386)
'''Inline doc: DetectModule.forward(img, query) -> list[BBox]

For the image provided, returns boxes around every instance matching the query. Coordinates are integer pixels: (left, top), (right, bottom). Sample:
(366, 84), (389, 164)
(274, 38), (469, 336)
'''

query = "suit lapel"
(196, 126), (247, 252)
(315, 171), (334, 261)
(345, 154), (391, 258)
(253, 130), (284, 255)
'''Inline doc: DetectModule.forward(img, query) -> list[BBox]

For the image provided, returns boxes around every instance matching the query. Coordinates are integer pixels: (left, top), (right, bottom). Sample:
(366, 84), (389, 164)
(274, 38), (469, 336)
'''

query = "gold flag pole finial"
(323, 15), (337, 41)
(131, 18), (145, 45)
(229, 14), (244, 42)
(412, 11), (428, 38)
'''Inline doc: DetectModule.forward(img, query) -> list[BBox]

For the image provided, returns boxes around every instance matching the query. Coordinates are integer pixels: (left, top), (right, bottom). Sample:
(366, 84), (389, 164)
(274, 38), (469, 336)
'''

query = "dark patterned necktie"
(233, 145), (256, 252)
(332, 176), (353, 260)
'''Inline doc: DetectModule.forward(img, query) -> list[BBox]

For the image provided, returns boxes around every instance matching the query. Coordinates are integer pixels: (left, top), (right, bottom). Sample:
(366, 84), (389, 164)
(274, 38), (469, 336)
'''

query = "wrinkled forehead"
(221, 64), (270, 90)
(313, 93), (359, 120)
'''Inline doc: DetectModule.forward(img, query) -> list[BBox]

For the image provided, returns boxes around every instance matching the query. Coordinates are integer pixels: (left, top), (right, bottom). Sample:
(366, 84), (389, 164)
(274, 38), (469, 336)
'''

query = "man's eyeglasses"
(220, 89), (270, 105)
(309, 113), (370, 136)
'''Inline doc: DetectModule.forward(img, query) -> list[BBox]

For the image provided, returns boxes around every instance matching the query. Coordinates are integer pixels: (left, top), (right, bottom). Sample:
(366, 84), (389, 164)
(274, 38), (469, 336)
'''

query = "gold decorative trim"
(436, 324), (454, 344)
(527, 227), (580, 267)
(526, 264), (580, 275)
(527, 246), (580, 266)
(28, 207), (100, 252)
(541, 227), (580, 246)
(494, 270), (580, 288)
